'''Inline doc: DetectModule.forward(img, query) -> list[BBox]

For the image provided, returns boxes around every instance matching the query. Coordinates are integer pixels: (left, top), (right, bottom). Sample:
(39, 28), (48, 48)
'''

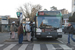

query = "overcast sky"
(0, 0), (72, 18)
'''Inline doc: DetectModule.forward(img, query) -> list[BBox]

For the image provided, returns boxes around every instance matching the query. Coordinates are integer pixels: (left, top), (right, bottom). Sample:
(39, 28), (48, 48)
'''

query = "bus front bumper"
(36, 32), (62, 38)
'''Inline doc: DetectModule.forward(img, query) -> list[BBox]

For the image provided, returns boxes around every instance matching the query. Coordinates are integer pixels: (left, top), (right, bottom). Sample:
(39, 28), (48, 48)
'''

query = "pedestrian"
(67, 23), (75, 44)
(25, 23), (31, 42)
(10, 21), (17, 39)
(23, 26), (26, 35)
(30, 21), (34, 42)
(18, 23), (23, 44)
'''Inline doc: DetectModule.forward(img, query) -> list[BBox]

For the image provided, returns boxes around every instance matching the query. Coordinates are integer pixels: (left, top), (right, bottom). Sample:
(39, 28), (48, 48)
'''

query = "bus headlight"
(57, 28), (62, 32)
(36, 28), (42, 35)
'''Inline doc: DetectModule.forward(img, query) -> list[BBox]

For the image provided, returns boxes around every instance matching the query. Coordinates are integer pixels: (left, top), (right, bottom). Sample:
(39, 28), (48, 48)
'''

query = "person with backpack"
(23, 26), (26, 35)
(67, 23), (75, 45)
(25, 23), (31, 41)
(30, 21), (34, 42)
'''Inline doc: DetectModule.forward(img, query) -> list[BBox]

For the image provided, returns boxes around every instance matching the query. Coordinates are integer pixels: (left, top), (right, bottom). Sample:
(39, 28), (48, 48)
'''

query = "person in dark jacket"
(67, 23), (75, 44)
(18, 23), (23, 44)
(30, 21), (34, 42)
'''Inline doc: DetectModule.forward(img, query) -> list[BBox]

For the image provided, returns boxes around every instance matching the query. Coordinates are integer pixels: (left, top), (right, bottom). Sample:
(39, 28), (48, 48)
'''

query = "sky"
(0, 0), (72, 18)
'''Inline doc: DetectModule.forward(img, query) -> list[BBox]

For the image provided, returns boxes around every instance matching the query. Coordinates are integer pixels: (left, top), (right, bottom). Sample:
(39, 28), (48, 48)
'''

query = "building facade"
(0, 16), (10, 32)
(60, 9), (69, 15)
(72, 0), (75, 15)
(0, 16), (19, 32)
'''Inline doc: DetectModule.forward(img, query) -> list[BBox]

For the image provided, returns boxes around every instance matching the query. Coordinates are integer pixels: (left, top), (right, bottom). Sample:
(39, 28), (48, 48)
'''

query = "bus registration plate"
(47, 36), (52, 37)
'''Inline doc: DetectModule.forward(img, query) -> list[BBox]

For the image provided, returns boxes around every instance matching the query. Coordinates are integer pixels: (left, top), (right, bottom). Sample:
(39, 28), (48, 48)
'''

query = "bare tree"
(50, 6), (57, 11)
(17, 3), (42, 21)
(44, 9), (48, 11)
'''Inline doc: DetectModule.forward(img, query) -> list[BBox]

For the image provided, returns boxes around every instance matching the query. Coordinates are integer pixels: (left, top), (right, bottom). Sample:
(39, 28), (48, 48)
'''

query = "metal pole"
(18, 17), (20, 26)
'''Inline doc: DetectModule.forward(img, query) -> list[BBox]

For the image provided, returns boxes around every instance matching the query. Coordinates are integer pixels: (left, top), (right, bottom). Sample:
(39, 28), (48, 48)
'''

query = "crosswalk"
(0, 44), (74, 50)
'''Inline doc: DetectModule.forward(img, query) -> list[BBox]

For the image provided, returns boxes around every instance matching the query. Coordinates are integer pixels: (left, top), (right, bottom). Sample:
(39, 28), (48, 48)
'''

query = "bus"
(35, 11), (63, 39)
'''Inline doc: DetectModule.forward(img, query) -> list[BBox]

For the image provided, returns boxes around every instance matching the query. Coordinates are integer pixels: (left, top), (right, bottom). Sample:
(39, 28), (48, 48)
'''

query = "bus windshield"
(37, 17), (61, 28)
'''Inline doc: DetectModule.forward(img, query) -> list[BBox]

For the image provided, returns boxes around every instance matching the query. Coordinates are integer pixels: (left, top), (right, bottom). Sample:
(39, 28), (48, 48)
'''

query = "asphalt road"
(0, 32), (75, 46)
(0, 32), (75, 50)
(0, 33), (10, 43)
(58, 32), (75, 46)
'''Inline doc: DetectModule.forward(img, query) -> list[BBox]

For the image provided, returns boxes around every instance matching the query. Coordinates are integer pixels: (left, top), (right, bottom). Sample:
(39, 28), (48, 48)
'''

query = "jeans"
(19, 34), (23, 44)
(68, 34), (75, 44)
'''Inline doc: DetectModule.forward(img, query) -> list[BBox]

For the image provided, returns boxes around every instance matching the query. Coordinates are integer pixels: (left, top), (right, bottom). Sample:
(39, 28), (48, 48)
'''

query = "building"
(0, 16), (19, 32)
(0, 16), (10, 24)
(0, 16), (10, 32)
(60, 9), (69, 15)
(9, 18), (18, 24)
(63, 13), (71, 24)
(72, 0), (75, 15)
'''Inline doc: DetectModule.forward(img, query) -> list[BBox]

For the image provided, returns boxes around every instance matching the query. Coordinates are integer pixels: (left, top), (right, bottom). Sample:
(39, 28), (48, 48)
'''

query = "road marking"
(3, 44), (16, 50)
(33, 44), (40, 50)
(0, 44), (4, 47)
(33, 41), (61, 44)
(46, 44), (56, 50)
(18, 44), (28, 50)
(57, 40), (63, 43)
(33, 43), (60, 44)
(59, 44), (72, 50)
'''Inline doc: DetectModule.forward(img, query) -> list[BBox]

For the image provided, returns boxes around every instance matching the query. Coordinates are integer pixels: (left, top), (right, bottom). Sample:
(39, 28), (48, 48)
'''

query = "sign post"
(16, 12), (23, 26)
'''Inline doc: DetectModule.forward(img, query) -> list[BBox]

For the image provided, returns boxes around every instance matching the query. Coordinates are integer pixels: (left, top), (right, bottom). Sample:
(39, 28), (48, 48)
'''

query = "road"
(0, 32), (75, 50)
(0, 33), (10, 43)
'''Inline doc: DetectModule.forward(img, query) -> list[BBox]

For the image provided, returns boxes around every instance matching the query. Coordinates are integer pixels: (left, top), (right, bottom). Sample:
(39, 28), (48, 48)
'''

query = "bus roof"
(36, 11), (62, 17)
(38, 11), (61, 13)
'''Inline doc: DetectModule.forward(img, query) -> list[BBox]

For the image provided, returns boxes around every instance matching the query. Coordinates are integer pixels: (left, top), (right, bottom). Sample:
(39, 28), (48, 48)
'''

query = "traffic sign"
(16, 12), (21, 17)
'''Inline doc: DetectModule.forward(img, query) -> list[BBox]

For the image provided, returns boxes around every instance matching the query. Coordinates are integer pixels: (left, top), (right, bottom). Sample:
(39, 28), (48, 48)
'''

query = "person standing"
(10, 21), (17, 39)
(67, 23), (75, 44)
(30, 21), (34, 42)
(25, 23), (31, 41)
(18, 23), (23, 44)
(23, 26), (26, 35)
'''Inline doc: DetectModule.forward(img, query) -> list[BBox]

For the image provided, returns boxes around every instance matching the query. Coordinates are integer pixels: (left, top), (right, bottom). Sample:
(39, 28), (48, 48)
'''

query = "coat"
(18, 25), (23, 36)
(67, 25), (74, 34)
(10, 25), (17, 32)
